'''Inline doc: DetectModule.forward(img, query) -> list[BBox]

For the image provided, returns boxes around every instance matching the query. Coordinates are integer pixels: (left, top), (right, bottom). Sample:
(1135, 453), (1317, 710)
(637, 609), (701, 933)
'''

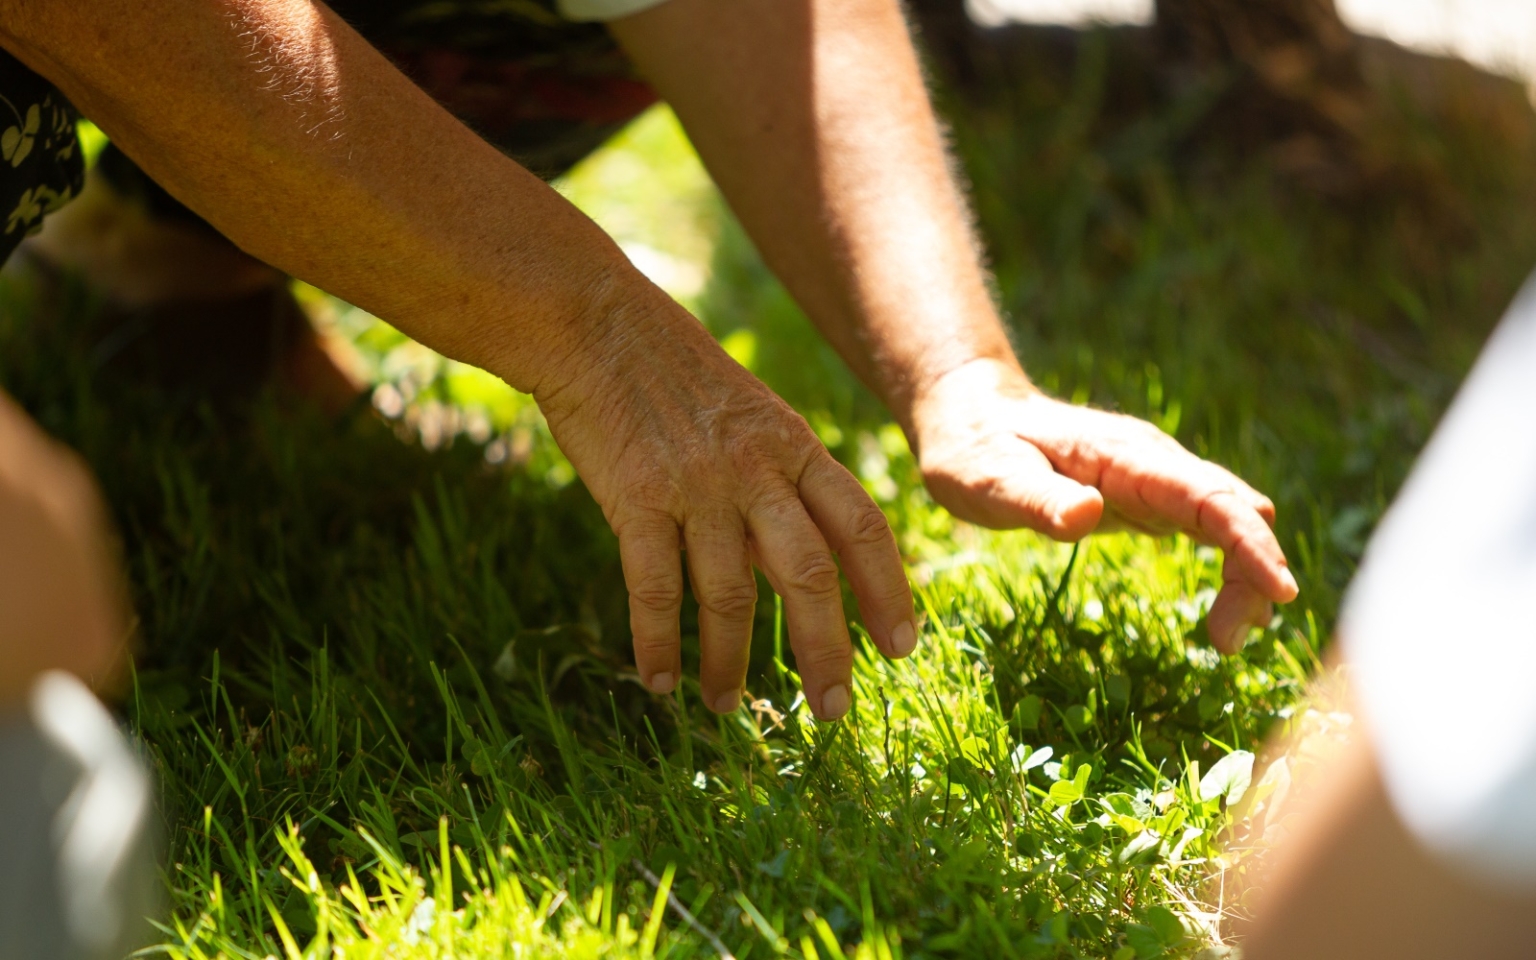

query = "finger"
(1238, 482), (1277, 527)
(683, 509), (757, 714)
(616, 514), (685, 695)
(746, 487), (854, 721)
(1129, 423), (1277, 527)
(1204, 460), (1278, 528)
(1207, 578), (1274, 655)
(798, 455), (917, 659)
(1196, 487), (1298, 603)
(927, 436), (1104, 539)
(1106, 454), (1298, 603)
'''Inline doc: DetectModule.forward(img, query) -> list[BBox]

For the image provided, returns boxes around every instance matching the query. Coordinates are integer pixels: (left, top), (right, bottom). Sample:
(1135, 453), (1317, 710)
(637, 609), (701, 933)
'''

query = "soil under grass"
(3, 32), (1535, 958)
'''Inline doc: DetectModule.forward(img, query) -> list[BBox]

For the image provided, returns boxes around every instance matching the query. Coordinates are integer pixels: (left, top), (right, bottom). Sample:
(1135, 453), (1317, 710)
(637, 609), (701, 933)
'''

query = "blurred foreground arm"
(0, 391), (127, 705)
(1244, 276), (1536, 956)
(612, 0), (1298, 651)
(0, 0), (916, 719)
(1242, 726), (1536, 960)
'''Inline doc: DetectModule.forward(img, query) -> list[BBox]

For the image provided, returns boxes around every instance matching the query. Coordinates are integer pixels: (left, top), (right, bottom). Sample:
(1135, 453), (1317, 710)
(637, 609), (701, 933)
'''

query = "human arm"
(610, 0), (1298, 651)
(0, 390), (127, 705)
(0, 0), (916, 718)
(1239, 726), (1536, 960)
(1243, 285), (1536, 955)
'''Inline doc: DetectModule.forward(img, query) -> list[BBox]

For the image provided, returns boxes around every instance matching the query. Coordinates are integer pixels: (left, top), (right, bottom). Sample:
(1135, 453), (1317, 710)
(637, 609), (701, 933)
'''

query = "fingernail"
(890, 620), (918, 658)
(712, 689), (741, 714)
(649, 672), (675, 695)
(1279, 568), (1299, 599)
(819, 684), (850, 720)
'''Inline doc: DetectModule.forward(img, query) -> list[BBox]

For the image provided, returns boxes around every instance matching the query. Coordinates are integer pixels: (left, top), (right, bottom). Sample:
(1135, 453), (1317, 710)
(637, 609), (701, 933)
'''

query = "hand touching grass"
(539, 304), (918, 721)
(912, 359), (1299, 653)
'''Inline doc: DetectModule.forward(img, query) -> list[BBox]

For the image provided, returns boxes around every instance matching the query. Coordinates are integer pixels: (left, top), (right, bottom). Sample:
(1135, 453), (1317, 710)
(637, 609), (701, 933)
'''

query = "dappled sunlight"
(4, 5), (1535, 951)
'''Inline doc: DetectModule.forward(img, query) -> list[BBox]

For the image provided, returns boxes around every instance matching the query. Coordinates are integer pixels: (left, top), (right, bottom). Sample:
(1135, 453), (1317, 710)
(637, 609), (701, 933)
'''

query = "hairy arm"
(1, 0), (628, 392)
(615, 0), (1008, 432)
(613, 0), (1298, 649)
(0, 0), (916, 719)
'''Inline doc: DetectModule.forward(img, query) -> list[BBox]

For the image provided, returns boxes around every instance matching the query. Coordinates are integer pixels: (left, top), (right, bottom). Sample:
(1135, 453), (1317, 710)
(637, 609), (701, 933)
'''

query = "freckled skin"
(0, 0), (1293, 712)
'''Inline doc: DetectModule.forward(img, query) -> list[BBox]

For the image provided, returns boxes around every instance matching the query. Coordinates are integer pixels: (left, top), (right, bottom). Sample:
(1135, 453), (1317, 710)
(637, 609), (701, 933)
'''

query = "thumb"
(1012, 471), (1104, 541)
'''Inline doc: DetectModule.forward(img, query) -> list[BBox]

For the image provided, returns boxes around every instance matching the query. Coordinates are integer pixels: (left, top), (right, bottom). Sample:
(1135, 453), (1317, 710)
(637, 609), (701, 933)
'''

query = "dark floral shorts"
(0, 0), (655, 263)
(0, 50), (84, 266)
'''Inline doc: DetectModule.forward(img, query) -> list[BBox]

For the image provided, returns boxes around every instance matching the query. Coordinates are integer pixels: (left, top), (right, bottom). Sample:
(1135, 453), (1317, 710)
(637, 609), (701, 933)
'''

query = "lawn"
(3, 33), (1535, 959)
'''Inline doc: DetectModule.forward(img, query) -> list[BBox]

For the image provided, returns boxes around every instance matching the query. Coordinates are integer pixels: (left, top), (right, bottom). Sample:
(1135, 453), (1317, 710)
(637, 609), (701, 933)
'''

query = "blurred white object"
(967, 0), (1151, 28)
(0, 671), (157, 960)
(969, 0), (1536, 98)
(1342, 271), (1536, 888)
(1339, 0), (1536, 96)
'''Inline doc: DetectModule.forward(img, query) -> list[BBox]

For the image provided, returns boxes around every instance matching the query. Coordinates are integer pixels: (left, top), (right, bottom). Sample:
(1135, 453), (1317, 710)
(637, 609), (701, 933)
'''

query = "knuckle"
(726, 436), (766, 476)
(628, 573), (684, 614)
(795, 642), (852, 676)
(843, 501), (893, 548)
(1222, 531), (1266, 568)
(698, 579), (759, 621)
(685, 506), (743, 544)
(613, 507), (679, 543)
(783, 551), (842, 600)
(875, 576), (914, 610)
(632, 633), (677, 659)
(1196, 488), (1248, 535)
(746, 482), (804, 523)
(1191, 487), (1224, 519)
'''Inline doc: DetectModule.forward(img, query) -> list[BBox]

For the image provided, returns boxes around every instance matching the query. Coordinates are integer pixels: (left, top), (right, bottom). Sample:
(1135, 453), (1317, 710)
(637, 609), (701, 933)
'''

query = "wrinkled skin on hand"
(539, 306), (918, 721)
(912, 359), (1299, 653)
(538, 304), (1292, 719)
(0, 390), (129, 706)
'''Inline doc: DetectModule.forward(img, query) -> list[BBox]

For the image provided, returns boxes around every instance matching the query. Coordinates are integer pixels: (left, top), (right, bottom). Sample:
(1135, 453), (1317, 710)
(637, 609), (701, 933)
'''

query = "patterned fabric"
(0, 49), (83, 267)
(336, 0), (658, 177)
(0, 0), (658, 255)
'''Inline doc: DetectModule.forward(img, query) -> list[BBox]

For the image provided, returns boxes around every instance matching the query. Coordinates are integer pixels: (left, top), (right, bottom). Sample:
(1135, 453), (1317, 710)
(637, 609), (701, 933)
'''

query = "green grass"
(3, 43), (1535, 957)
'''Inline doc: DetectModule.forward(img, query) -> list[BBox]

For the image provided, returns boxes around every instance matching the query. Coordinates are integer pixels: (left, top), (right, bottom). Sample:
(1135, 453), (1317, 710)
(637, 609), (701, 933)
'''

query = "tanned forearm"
(611, 0), (1023, 437)
(0, 0), (661, 400)
(0, 0), (926, 722)
(614, 0), (1300, 652)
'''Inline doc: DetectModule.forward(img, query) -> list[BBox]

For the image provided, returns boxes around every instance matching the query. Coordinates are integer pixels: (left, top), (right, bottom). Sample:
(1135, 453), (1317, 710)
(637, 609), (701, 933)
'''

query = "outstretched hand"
(912, 359), (1298, 653)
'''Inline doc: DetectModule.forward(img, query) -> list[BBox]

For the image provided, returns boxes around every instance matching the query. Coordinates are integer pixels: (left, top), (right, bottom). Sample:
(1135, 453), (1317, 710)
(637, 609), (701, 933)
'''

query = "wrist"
(863, 305), (1023, 440)
(497, 248), (670, 406)
(905, 355), (1036, 455)
(526, 264), (715, 427)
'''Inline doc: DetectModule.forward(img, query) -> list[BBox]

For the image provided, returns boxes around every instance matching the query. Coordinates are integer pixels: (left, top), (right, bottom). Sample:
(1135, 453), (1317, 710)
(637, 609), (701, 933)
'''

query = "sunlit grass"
(4, 48), (1534, 956)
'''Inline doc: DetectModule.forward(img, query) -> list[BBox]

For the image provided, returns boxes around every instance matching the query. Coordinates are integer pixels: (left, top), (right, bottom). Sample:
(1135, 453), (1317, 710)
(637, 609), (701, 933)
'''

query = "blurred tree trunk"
(1152, 0), (1378, 191)
(906, 0), (1384, 193)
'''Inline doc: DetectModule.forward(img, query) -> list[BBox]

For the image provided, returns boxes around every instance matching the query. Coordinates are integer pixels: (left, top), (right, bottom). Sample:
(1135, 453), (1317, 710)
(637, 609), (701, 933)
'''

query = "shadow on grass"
(2, 36), (1534, 953)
